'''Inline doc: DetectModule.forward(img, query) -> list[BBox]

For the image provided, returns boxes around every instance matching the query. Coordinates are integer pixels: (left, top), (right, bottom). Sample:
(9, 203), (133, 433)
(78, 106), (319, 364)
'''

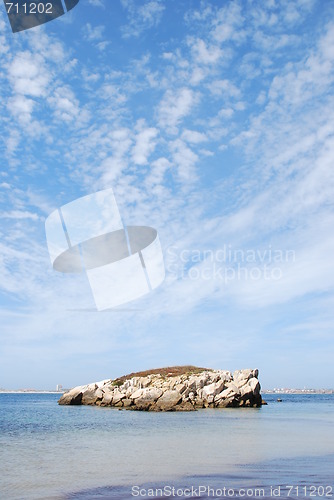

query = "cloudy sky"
(0, 0), (333, 390)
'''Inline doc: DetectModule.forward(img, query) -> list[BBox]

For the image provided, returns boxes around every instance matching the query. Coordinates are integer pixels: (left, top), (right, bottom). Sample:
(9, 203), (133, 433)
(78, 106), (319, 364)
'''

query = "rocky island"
(58, 366), (263, 411)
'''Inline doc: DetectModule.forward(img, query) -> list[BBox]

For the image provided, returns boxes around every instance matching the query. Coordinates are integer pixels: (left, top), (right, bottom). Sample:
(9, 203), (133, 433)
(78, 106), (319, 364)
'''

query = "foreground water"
(0, 393), (333, 499)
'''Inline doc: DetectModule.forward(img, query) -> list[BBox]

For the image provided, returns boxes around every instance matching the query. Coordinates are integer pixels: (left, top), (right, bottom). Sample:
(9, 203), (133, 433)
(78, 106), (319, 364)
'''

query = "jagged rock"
(96, 379), (109, 389)
(193, 398), (204, 408)
(81, 390), (99, 405)
(239, 378), (260, 398)
(216, 396), (237, 408)
(58, 387), (83, 405)
(130, 388), (145, 400)
(233, 369), (258, 388)
(154, 390), (182, 411)
(225, 381), (239, 392)
(175, 401), (194, 411)
(131, 387), (163, 410)
(122, 398), (134, 408)
(188, 391), (195, 401)
(112, 391), (126, 405)
(58, 367), (263, 411)
(215, 386), (239, 404)
(175, 383), (187, 394)
(194, 376), (207, 389)
(248, 377), (261, 395)
(100, 393), (113, 406)
(140, 376), (151, 388)
(238, 377), (262, 406)
(202, 380), (226, 398)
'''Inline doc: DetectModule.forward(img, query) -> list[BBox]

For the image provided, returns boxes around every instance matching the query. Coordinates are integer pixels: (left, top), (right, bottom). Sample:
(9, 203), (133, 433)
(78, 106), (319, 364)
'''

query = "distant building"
(56, 384), (63, 392)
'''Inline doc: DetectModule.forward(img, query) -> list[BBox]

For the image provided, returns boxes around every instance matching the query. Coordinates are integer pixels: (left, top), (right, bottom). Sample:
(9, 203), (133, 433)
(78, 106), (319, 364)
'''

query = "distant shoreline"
(1, 389), (333, 395)
(262, 389), (334, 394)
(0, 391), (64, 394)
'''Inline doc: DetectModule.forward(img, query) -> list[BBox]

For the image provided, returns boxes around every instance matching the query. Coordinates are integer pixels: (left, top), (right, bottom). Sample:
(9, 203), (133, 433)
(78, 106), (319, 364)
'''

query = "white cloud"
(169, 139), (199, 183)
(87, 0), (105, 7)
(211, 2), (245, 43)
(121, 0), (165, 38)
(144, 157), (170, 189)
(1, 210), (40, 220)
(132, 125), (158, 165)
(188, 38), (223, 65)
(47, 86), (90, 126)
(99, 128), (133, 185)
(8, 52), (50, 98)
(84, 23), (105, 41)
(181, 130), (207, 144)
(96, 41), (111, 51)
(8, 95), (35, 124)
(4, 129), (20, 156)
(207, 79), (240, 98)
(99, 83), (127, 104)
(157, 88), (198, 133)
(218, 108), (234, 119)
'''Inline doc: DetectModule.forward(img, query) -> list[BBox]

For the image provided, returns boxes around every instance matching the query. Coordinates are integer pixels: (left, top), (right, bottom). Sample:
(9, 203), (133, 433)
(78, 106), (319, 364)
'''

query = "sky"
(0, 0), (334, 390)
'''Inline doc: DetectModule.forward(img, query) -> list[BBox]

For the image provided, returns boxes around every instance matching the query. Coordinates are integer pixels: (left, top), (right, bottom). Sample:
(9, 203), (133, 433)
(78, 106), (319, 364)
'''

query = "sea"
(0, 393), (333, 500)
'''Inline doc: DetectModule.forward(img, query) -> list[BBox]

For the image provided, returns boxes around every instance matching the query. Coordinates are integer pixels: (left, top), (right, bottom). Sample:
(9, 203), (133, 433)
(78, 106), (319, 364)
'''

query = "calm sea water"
(0, 393), (333, 499)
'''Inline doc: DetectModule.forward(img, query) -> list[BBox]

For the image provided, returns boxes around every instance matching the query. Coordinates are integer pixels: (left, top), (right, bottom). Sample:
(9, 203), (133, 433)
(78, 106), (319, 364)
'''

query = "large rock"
(58, 387), (83, 405)
(153, 390), (182, 411)
(215, 386), (239, 405)
(112, 391), (126, 405)
(58, 367), (263, 411)
(100, 393), (113, 406)
(132, 388), (163, 410)
(81, 390), (99, 405)
(233, 369), (258, 387)
(239, 377), (262, 406)
(202, 380), (226, 399)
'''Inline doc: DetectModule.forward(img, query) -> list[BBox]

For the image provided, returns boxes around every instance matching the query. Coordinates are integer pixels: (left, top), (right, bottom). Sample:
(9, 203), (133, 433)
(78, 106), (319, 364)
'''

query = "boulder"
(100, 393), (113, 406)
(194, 376), (207, 389)
(233, 369), (258, 388)
(58, 367), (263, 411)
(225, 381), (239, 393)
(81, 390), (100, 405)
(193, 398), (205, 408)
(215, 386), (239, 404)
(130, 388), (145, 400)
(96, 379), (110, 389)
(202, 380), (225, 398)
(154, 390), (182, 411)
(112, 391), (126, 405)
(58, 387), (83, 405)
(216, 396), (238, 408)
(132, 388), (163, 410)
(175, 401), (194, 411)
(239, 378), (261, 398)
(175, 383), (187, 394)
(122, 398), (134, 408)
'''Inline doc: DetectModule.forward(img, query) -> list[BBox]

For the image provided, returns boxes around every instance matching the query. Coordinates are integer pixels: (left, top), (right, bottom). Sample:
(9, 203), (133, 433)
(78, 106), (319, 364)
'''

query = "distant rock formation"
(58, 366), (263, 411)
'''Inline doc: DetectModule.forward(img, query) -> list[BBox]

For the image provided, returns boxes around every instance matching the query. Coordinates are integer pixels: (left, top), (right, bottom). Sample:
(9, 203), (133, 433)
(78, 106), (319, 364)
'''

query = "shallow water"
(0, 393), (333, 499)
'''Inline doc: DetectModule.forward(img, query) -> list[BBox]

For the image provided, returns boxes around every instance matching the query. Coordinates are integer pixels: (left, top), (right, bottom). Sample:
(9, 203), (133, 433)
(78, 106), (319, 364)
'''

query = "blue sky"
(0, 0), (334, 390)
